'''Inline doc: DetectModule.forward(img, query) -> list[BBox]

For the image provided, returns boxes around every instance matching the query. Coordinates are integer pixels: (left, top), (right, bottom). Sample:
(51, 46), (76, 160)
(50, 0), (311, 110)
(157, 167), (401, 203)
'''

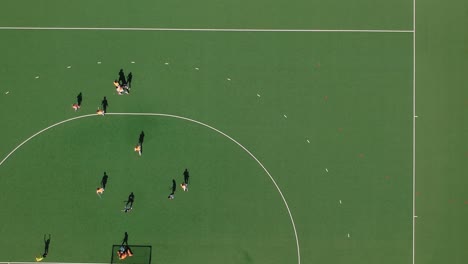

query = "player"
(134, 144), (141, 156)
(180, 183), (188, 192)
(72, 103), (80, 111)
(96, 187), (104, 196)
(97, 108), (105, 116)
(122, 84), (130, 94)
(122, 205), (132, 213)
(168, 192), (175, 200)
(114, 80), (126, 95)
(36, 234), (50, 261)
(117, 245), (133, 260)
(116, 85), (124, 95)
(122, 192), (134, 212)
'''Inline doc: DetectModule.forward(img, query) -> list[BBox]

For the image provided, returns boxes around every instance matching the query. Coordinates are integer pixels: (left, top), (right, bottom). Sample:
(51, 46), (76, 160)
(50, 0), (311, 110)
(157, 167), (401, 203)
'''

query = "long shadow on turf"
(139, 131), (145, 145)
(77, 92), (82, 106)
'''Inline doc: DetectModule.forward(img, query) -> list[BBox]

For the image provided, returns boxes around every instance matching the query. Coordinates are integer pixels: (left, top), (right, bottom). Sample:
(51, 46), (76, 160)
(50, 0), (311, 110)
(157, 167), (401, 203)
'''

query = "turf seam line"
(0, 26), (414, 33)
(412, 0), (417, 263)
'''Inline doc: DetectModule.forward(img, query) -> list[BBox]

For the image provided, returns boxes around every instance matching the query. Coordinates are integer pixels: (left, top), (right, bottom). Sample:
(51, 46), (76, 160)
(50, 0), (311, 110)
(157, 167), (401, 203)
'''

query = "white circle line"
(0, 112), (301, 264)
(0, 114), (96, 167)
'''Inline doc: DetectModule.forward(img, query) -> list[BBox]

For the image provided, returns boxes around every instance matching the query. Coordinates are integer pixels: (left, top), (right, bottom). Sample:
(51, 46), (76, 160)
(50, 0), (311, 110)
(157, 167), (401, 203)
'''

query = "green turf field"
(0, 1), (466, 264)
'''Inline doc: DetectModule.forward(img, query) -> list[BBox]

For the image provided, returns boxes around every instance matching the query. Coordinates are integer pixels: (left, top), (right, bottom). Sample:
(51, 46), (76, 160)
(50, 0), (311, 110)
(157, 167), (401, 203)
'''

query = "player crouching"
(117, 245), (133, 260)
(97, 108), (105, 116)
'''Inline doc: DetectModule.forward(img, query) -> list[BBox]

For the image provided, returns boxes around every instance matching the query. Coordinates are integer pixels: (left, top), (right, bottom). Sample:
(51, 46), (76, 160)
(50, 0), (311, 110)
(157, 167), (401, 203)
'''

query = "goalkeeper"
(117, 245), (133, 260)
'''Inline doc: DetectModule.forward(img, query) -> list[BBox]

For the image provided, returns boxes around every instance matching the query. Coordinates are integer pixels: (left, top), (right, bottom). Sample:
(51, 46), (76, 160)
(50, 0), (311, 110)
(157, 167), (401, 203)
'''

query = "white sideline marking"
(0, 112), (301, 264)
(4, 261), (109, 264)
(5, 262), (107, 264)
(0, 26), (414, 33)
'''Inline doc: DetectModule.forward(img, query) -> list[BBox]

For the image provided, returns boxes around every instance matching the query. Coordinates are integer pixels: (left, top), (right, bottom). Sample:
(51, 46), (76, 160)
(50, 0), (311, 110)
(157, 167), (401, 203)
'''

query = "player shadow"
(119, 69), (127, 85)
(126, 192), (135, 208)
(172, 179), (176, 193)
(139, 131), (145, 145)
(101, 96), (108, 112)
(77, 92), (82, 106)
(43, 234), (51, 257)
(183, 169), (189, 184)
(101, 172), (108, 189)
(168, 179), (176, 199)
(127, 72), (133, 88)
(122, 232), (129, 245)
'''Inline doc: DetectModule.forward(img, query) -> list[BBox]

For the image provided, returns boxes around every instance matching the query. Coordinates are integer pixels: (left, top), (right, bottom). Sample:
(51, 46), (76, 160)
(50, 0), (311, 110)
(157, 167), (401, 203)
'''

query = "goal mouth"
(110, 245), (152, 264)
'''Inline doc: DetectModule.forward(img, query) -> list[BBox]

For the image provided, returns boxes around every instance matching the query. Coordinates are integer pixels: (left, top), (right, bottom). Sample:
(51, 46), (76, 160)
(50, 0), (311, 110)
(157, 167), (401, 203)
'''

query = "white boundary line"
(0, 112), (301, 264)
(0, 26), (414, 33)
(412, 0), (417, 263)
(4, 263), (105, 264)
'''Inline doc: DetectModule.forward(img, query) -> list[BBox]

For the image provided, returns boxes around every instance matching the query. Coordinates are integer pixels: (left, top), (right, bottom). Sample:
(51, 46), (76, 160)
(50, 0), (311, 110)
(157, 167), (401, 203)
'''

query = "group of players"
(114, 69), (133, 95)
(71, 69), (132, 115)
(96, 168), (190, 205)
(70, 69), (193, 261)
(168, 169), (190, 200)
(117, 232), (133, 260)
(95, 170), (190, 259)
